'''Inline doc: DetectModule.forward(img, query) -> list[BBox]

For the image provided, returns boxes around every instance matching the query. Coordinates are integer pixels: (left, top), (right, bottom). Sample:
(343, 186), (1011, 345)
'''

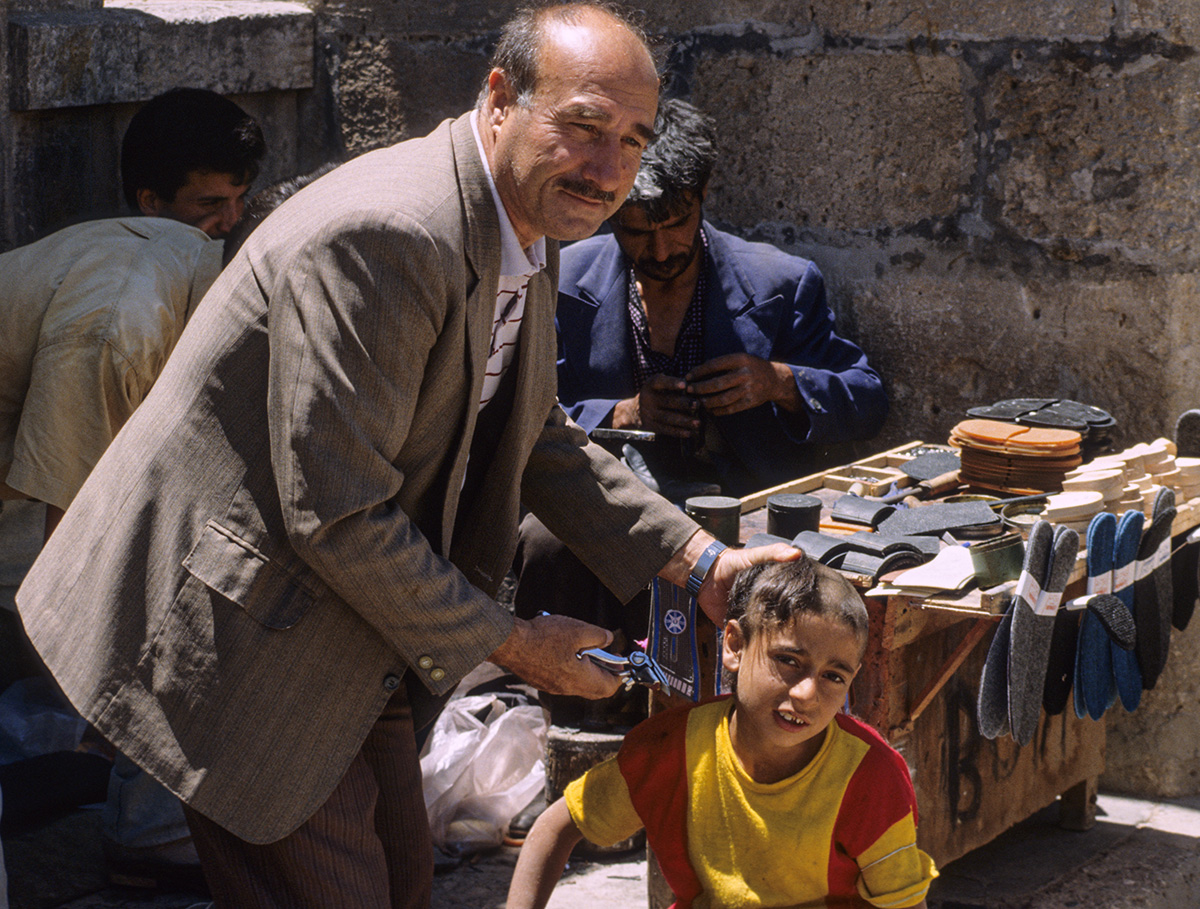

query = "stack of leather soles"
(950, 419), (1083, 495)
(966, 398), (1116, 458)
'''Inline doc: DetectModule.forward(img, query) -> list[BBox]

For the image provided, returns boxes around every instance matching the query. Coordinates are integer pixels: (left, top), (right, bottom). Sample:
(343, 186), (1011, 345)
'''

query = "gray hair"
(624, 98), (717, 223)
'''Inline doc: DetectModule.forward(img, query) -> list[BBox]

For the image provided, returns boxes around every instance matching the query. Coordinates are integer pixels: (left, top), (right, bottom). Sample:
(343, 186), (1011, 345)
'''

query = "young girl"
(507, 556), (936, 908)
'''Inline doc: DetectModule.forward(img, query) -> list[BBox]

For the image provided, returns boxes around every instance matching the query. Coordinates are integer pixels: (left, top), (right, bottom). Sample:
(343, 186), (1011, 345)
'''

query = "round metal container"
(766, 493), (822, 539)
(684, 495), (742, 546)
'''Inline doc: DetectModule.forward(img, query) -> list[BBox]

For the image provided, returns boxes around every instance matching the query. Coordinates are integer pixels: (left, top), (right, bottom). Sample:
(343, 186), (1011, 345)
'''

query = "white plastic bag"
(419, 663), (548, 853)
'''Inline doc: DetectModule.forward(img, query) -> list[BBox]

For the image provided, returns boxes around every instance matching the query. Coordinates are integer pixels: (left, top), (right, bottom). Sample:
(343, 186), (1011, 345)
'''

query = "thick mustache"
(558, 176), (615, 204)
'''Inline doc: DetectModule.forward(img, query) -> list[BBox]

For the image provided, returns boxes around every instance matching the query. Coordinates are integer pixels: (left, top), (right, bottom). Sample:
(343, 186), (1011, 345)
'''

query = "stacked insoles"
(967, 398), (1115, 458)
(950, 419), (1083, 494)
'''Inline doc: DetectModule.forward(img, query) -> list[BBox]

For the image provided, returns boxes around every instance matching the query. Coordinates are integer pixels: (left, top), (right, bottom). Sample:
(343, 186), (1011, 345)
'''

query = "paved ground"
(4, 790), (1200, 908)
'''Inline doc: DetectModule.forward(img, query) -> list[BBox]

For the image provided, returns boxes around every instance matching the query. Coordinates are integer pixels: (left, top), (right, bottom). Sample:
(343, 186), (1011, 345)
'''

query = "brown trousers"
(184, 685), (432, 909)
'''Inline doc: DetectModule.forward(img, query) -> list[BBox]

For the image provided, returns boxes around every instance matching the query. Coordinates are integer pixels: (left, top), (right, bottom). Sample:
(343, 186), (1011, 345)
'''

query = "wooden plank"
(738, 440), (932, 512)
(899, 617), (992, 732)
(1058, 777), (1099, 831)
(890, 615), (1105, 867)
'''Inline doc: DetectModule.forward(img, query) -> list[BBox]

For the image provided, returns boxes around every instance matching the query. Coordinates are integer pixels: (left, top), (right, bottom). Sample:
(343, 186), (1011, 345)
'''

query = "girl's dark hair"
(726, 556), (869, 654)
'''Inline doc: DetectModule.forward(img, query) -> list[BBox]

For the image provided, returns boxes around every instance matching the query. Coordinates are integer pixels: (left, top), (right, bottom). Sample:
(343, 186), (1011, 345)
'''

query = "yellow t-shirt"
(566, 699), (936, 908)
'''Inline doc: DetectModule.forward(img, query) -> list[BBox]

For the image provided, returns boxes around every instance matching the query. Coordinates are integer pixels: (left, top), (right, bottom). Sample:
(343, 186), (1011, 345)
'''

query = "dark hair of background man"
(625, 98), (717, 224)
(121, 87), (266, 210)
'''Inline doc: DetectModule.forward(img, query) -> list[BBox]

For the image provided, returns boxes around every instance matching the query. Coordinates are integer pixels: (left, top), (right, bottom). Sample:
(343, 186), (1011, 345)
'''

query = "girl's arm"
(506, 797), (586, 909)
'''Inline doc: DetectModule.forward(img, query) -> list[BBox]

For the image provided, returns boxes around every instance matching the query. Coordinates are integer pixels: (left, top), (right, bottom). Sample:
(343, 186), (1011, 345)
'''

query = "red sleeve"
(831, 714), (919, 859)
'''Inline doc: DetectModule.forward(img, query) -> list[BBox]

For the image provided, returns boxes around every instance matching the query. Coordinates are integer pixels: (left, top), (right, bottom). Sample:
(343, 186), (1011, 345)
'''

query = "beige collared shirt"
(0, 216), (222, 511)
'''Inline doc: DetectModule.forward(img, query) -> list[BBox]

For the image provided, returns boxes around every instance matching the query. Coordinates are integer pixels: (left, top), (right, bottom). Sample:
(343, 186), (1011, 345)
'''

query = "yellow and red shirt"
(566, 697), (936, 908)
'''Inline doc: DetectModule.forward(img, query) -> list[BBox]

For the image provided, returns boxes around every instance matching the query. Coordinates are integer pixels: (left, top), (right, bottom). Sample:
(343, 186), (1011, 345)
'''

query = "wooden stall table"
(645, 440), (1200, 905)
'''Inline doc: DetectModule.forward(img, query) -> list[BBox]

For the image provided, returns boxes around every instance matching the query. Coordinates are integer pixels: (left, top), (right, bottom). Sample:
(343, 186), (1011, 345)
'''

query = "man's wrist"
(686, 540), (727, 598)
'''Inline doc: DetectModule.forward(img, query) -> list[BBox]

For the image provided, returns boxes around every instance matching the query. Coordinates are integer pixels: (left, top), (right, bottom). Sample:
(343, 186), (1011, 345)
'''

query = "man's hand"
(695, 541), (803, 626)
(686, 353), (801, 416)
(487, 614), (624, 699)
(611, 373), (701, 438)
(661, 531), (803, 627)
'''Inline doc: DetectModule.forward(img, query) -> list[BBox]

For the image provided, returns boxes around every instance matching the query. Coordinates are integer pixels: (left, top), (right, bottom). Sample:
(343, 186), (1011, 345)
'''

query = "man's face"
(484, 12), (659, 247)
(137, 169), (250, 239)
(610, 193), (705, 284)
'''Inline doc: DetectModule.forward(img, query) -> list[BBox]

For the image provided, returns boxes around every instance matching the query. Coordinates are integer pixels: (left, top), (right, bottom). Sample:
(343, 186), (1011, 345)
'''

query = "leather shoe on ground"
(505, 791), (548, 845)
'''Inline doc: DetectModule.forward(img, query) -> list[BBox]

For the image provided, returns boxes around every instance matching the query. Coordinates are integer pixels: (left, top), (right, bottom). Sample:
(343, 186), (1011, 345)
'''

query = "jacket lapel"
(703, 223), (779, 361)
(442, 114), (500, 551)
(570, 239), (636, 377)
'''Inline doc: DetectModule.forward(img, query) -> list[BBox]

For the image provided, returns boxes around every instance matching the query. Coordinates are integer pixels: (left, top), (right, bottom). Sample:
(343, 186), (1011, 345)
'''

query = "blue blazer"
(555, 224), (888, 492)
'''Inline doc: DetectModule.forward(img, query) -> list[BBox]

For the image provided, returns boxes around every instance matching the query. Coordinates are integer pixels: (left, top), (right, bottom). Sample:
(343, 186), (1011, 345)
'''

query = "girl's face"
(722, 611), (862, 784)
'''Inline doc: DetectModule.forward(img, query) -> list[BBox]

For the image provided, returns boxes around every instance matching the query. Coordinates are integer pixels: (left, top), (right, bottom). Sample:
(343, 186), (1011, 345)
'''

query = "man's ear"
(136, 188), (163, 217)
(486, 69), (513, 127)
(721, 619), (745, 675)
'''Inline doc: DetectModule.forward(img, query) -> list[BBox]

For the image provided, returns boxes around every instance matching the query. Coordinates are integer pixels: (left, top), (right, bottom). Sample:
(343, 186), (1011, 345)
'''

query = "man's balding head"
(478, 3), (661, 246)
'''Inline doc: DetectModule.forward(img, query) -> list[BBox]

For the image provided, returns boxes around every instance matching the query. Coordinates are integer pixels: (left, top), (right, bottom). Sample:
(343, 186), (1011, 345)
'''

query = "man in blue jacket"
(513, 98), (887, 688)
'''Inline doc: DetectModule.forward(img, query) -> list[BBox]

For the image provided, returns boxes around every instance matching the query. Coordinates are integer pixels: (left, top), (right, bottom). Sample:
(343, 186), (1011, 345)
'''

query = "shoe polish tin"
(766, 493), (822, 538)
(685, 495), (742, 546)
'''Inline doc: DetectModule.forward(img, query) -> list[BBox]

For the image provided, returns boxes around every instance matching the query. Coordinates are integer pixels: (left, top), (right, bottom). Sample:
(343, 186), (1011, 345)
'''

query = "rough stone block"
(985, 54), (1200, 270)
(8, 1), (313, 111)
(806, 0), (1112, 40)
(640, 2), (815, 32)
(313, 0), (514, 37)
(1105, 623), (1200, 797)
(809, 254), (1177, 450)
(1165, 273), (1200, 425)
(694, 50), (968, 233)
(335, 37), (488, 154)
(1128, 0), (1200, 46)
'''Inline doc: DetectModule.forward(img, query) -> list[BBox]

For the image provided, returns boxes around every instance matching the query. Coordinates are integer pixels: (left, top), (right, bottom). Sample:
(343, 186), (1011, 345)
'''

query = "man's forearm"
(660, 531), (803, 626)
(658, 529), (716, 590)
(772, 360), (804, 413)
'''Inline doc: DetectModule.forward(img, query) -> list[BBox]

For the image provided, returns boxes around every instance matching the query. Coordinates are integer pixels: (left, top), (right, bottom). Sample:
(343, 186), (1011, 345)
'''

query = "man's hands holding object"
(613, 354), (800, 439)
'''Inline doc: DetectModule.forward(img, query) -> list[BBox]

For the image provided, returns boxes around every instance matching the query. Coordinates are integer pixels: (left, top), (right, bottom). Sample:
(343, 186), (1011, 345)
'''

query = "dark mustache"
(557, 176), (615, 204)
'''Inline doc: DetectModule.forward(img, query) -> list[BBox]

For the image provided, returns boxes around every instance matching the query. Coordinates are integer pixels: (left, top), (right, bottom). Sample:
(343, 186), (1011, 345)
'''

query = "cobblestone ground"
(431, 845), (646, 908)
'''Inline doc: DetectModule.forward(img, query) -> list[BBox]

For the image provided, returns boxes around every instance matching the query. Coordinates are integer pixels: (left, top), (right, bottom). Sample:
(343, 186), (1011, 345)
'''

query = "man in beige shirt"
(0, 88), (263, 892)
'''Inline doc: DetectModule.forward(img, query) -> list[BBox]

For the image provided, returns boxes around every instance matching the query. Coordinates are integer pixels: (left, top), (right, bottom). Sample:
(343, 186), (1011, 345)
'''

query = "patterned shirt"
(626, 228), (709, 391)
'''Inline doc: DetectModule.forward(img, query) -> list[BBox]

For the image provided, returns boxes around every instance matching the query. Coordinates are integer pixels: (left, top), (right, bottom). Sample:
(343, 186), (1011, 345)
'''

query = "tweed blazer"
(17, 113), (697, 843)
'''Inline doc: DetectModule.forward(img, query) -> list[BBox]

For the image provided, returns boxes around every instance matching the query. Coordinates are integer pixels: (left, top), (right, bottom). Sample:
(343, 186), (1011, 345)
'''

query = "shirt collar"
(470, 109), (546, 279)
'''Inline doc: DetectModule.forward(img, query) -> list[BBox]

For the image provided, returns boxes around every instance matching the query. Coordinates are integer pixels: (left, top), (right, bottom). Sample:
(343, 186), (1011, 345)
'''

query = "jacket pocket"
(183, 520), (313, 629)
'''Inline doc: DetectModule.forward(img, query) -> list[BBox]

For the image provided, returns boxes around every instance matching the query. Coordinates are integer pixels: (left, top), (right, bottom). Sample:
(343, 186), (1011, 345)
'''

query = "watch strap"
(686, 541), (727, 598)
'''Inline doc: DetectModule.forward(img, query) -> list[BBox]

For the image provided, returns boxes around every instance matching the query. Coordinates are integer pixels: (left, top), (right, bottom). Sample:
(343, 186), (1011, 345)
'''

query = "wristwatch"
(686, 541), (728, 598)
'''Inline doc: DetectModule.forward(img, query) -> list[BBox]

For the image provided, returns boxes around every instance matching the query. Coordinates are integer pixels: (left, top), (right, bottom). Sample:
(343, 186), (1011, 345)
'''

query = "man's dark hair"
(222, 163), (341, 266)
(624, 97), (717, 223)
(121, 88), (266, 210)
(482, 2), (657, 107)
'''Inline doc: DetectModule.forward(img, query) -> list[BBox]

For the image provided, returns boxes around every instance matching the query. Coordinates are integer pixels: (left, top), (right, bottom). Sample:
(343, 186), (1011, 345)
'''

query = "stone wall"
(1, 0), (329, 246)
(301, 0), (1200, 453)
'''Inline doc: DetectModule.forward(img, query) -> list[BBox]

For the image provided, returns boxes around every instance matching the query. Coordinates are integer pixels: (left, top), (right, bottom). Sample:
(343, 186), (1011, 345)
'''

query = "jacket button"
(417, 655), (434, 670)
(383, 674), (401, 691)
(430, 668), (446, 682)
